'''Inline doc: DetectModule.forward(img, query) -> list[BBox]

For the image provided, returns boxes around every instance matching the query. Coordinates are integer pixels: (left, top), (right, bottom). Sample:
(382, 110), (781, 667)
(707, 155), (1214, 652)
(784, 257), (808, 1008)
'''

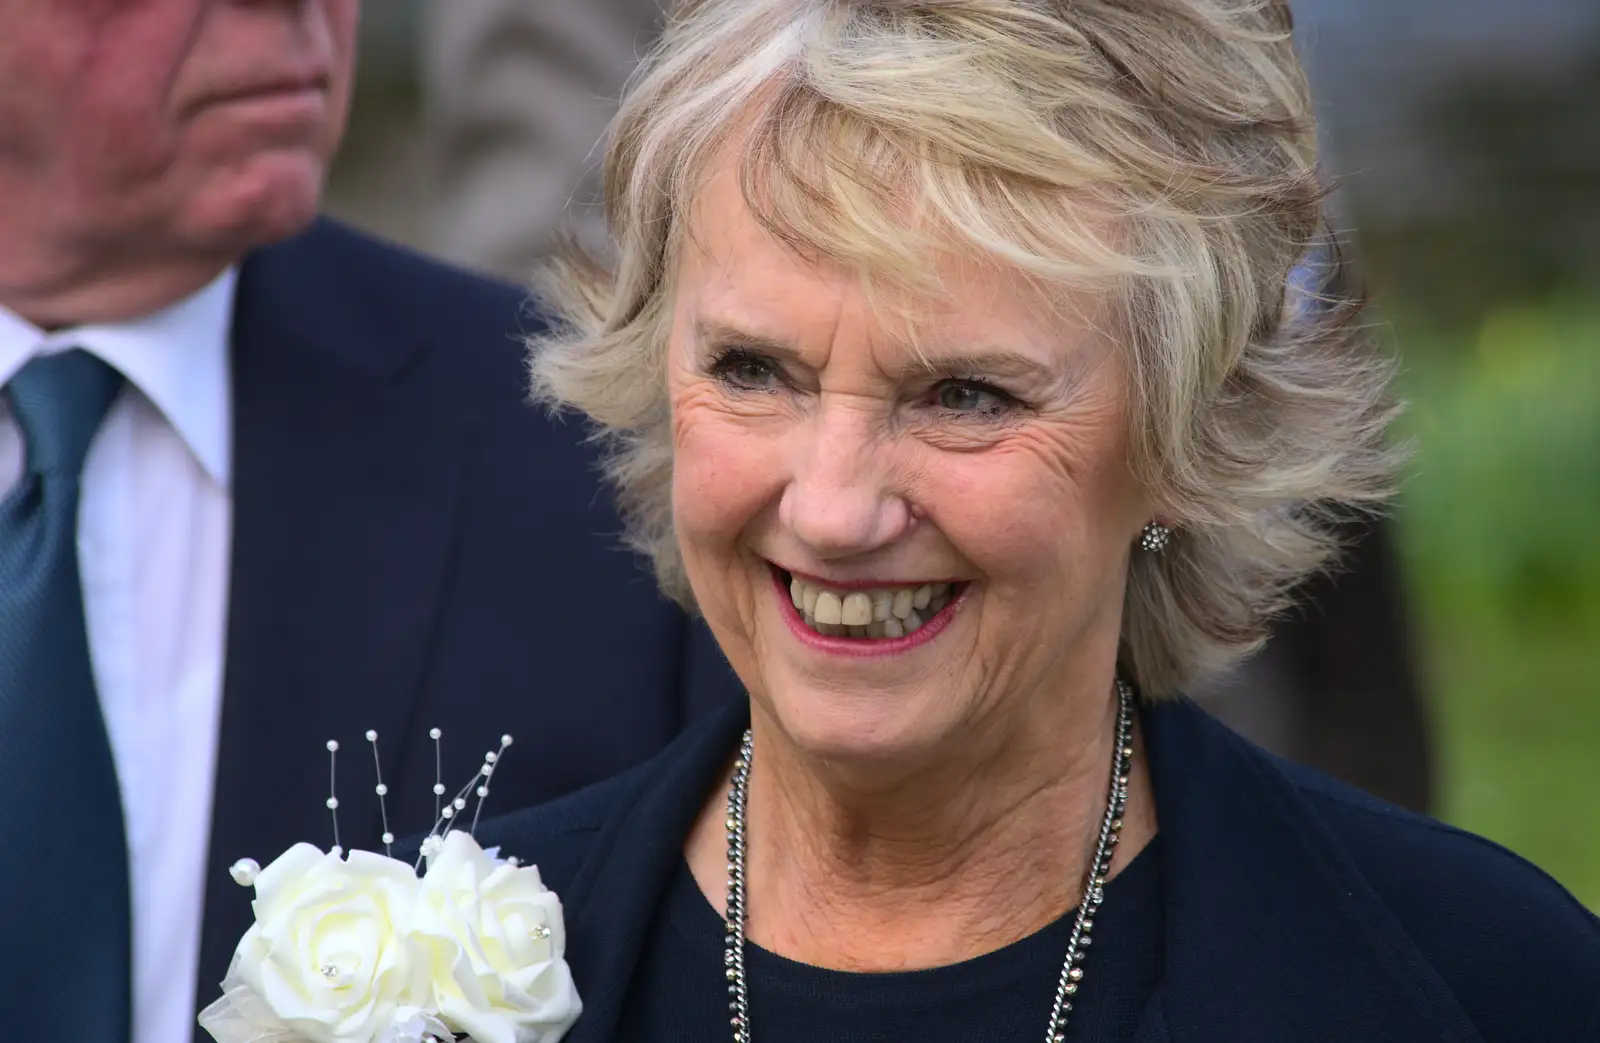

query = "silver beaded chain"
(722, 678), (1136, 1043)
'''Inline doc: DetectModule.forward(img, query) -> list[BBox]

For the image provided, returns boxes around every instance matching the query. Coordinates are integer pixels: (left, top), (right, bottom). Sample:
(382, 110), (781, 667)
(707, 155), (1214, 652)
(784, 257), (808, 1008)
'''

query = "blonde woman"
(472, 1), (1600, 1040)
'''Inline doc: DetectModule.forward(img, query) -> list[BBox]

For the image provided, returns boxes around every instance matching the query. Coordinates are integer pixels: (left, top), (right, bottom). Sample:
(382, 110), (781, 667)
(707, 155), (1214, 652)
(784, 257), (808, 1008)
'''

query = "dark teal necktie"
(0, 350), (131, 1042)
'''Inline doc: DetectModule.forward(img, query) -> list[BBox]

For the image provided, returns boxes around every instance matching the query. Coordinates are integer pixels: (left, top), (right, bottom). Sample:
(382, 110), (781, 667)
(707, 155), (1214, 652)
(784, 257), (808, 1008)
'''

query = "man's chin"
(179, 154), (327, 254)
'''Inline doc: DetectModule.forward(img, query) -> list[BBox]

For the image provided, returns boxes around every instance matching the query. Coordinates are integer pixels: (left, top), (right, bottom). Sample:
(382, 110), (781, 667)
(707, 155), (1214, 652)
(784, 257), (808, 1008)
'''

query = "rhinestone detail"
(1138, 522), (1172, 554)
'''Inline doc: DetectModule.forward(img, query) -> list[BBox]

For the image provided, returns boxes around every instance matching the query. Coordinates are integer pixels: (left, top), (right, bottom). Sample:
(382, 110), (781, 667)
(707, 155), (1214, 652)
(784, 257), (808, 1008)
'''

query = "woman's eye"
(711, 350), (783, 391)
(935, 380), (1013, 415)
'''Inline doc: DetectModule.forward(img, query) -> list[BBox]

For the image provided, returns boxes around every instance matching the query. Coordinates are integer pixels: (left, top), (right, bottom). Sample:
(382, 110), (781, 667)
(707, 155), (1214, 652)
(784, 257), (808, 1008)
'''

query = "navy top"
(616, 841), (1164, 1042)
(455, 697), (1600, 1043)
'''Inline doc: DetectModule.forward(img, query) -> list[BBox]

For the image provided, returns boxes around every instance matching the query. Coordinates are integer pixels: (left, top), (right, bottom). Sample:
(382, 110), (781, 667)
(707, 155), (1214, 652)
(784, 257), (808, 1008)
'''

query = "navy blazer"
(469, 697), (1600, 1043)
(193, 219), (740, 1028)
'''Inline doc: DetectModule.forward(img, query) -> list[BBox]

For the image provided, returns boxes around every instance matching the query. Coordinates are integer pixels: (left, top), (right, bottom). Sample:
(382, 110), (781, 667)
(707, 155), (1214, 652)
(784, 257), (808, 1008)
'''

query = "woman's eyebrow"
(909, 348), (1060, 383)
(695, 319), (803, 361)
(697, 317), (1095, 388)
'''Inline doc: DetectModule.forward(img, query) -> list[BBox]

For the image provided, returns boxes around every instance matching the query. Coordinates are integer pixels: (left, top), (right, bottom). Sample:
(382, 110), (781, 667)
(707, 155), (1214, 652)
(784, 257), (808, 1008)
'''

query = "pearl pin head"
(306, 725), (519, 868)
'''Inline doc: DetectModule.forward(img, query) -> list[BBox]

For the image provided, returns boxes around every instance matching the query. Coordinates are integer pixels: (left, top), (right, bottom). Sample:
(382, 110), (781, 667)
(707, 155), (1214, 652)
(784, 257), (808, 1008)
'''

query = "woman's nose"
(779, 403), (912, 560)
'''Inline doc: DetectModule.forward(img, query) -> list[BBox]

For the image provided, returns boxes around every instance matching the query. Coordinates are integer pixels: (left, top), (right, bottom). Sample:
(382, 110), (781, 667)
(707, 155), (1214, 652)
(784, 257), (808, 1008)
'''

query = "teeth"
(891, 589), (914, 620)
(841, 592), (873, 626)
(785, 573), (962, 639)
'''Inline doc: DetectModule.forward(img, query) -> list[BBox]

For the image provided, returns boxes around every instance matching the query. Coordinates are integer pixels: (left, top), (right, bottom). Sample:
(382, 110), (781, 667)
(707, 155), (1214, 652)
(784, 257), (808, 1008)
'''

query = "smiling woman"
(532, 0), (1394, 702)
(660, 178), (1150, 767)
(486, 1), (1600, 1041)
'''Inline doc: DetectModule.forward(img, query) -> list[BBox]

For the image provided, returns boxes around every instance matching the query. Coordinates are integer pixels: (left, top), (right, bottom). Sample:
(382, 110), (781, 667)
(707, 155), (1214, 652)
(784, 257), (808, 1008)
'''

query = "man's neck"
(1, 259), (233, 331)
(0, 208), (242, 330)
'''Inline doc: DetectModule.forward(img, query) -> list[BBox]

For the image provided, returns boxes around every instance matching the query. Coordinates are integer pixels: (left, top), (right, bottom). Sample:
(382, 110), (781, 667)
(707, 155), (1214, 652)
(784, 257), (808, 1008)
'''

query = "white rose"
(414, 831), (582, 1043)
(232, 844), (442, 1043)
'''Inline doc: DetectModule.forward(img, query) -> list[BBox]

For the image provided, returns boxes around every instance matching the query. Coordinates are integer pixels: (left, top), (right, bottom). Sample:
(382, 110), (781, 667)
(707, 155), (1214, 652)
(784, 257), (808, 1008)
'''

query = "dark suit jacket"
(468, 697), (1600, 1043)
(193, 219), (740, 1026)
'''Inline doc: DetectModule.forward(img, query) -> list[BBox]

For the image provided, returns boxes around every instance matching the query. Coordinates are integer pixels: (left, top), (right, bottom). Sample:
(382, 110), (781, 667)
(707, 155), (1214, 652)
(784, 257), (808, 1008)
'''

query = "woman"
(479, 1), (1600, 1040)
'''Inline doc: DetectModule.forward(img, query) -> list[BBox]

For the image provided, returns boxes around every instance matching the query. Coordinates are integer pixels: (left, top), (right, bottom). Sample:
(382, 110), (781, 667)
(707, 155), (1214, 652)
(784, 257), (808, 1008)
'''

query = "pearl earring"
(1139, 521), (1172, 553)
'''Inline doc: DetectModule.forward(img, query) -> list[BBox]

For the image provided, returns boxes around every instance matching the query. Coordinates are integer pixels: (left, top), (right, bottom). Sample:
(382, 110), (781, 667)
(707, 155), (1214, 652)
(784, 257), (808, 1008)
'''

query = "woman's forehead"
(679, 146), (1126, 325)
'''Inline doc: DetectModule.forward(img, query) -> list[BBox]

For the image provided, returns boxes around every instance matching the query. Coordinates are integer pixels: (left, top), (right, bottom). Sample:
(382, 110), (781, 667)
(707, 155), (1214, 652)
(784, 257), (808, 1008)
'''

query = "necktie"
(0, 350), (130, 1042)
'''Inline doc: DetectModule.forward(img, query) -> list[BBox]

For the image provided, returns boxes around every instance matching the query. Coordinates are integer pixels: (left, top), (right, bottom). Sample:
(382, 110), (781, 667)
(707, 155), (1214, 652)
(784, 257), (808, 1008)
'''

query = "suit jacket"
(467, 697), (1600, 1043)
(193, 219), (740, 1029)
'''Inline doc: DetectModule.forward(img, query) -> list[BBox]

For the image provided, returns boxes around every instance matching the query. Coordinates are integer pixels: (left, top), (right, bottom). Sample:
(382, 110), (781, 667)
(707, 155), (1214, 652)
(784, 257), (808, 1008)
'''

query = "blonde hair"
(529, 0), (1402, 696)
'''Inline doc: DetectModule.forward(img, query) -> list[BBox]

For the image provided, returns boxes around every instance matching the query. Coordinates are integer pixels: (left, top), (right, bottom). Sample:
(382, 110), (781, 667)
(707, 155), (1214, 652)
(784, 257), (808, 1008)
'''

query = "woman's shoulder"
(472, 760), (656, 896)
(470, 698), (753, 899)
(1282, 761), (1600, 1036)
(1147, 698), (1598, 1040)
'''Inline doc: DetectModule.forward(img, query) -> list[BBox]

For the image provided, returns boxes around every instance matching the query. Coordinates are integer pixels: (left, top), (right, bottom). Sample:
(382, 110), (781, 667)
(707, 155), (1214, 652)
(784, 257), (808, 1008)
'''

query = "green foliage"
(1398, 301), (1600, 632)
(1389, 299), (1600, 907)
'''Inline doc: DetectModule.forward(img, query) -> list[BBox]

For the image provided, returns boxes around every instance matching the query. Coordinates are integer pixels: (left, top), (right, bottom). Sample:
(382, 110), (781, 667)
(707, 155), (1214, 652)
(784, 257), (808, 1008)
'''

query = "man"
(0, 5), (737, 1043)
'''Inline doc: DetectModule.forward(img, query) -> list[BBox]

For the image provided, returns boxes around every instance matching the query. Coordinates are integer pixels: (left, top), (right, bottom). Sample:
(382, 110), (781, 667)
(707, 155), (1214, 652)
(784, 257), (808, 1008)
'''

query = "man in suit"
(0, 5), (737, 1043)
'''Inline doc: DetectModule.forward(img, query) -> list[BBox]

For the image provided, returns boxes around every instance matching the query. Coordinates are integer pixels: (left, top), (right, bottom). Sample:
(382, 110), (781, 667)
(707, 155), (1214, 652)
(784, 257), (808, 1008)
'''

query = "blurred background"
(327, 0), (1600, 904)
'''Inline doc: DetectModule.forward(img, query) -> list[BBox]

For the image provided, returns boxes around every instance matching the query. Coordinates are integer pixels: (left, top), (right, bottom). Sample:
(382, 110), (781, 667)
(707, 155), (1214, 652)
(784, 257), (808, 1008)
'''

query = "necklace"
(722, 678), (1135, 1043)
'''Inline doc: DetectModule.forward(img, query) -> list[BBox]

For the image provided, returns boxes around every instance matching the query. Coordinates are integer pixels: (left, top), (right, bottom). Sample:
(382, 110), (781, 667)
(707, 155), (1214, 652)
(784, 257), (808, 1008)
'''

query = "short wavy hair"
(528, 0), (1401, 697)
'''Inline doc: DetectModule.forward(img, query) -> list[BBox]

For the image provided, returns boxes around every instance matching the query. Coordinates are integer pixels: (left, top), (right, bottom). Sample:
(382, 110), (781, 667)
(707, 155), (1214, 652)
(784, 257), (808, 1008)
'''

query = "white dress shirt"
(0, 271), (236, 1043)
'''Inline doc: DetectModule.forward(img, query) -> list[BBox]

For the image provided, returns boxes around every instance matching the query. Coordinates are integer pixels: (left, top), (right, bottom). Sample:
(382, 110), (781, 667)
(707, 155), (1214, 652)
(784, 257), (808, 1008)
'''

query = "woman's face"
(668, 167), (1150, 767)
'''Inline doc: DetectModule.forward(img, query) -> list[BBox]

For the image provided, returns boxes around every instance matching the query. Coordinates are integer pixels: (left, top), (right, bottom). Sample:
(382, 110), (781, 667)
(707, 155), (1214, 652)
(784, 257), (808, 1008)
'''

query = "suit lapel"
(194, 224), (472, 1021)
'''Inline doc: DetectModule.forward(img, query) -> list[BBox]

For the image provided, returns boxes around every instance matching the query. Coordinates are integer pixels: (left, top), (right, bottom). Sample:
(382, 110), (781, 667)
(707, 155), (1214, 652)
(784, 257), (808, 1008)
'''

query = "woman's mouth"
(770, 565), (967, 644)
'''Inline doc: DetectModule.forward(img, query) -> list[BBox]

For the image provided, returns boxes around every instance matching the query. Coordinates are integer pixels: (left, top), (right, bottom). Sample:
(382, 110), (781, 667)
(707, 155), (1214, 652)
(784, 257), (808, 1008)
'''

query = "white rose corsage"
(199, 731), (580, 1043)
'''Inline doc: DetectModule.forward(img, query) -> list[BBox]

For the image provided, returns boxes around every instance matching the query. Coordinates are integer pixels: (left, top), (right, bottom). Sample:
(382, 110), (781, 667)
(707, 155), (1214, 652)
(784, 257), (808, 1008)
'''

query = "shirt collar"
(0, 268), (237, 488)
